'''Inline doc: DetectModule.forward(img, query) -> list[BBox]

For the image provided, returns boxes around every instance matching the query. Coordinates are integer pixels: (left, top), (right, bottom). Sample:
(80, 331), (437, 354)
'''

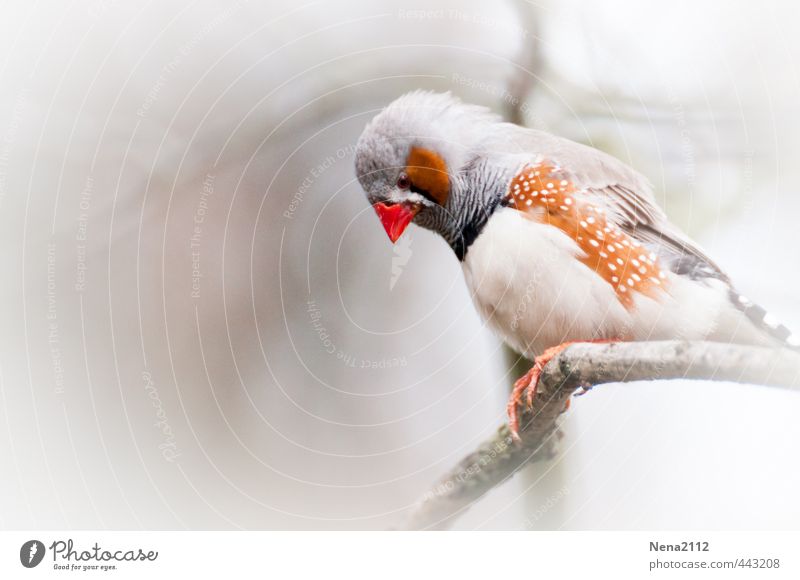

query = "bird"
(354, 90), (799, 440)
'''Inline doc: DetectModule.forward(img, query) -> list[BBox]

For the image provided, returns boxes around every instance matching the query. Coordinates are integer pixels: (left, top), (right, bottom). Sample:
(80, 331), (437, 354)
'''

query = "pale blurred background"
(0, 0), (799, 530)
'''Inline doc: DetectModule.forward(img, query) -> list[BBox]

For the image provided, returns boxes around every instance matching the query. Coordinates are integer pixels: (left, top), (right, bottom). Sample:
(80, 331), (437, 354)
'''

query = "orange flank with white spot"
(505, 161), (667, 308)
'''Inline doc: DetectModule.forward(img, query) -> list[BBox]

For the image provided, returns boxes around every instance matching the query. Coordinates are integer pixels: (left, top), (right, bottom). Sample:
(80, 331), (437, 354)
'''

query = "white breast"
(461, 208), (630, 358)
(460, 208), (737, 358)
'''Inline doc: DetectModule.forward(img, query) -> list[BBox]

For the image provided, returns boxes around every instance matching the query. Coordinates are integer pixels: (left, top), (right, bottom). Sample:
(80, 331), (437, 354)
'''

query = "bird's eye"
(396, 174), (410, 190)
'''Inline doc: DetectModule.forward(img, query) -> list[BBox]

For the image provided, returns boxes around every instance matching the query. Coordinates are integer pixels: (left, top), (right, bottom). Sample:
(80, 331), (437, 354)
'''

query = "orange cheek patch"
(505, 161), (667, 309)
(406, 146), (450, 205)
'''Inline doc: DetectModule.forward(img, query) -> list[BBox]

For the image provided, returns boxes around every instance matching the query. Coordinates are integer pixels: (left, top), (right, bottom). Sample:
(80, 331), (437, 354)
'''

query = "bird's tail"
(728, 289), (800, 351)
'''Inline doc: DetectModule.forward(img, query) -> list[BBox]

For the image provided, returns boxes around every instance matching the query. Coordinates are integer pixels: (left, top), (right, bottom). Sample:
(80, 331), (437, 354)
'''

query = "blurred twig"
(504, 0), (542, 125)
(401, 340), (800, 530)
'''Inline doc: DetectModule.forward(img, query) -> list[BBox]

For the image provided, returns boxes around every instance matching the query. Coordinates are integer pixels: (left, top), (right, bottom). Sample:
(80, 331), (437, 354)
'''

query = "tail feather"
(728, 289), (800, 350)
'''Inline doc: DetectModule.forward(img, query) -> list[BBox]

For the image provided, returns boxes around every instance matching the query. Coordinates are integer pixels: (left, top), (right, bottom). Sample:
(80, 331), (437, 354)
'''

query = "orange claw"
(507, 342), (575, 441)
(507, 339), (619, 442)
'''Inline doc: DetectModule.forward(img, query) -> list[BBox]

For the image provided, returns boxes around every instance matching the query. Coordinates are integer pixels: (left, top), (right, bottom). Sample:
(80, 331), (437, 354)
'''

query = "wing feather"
(500, 126), (729, 281)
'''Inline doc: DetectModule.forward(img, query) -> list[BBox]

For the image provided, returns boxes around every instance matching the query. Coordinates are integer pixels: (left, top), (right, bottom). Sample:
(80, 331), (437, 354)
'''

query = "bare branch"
(401, 340), (800, 530)
(503, 0), (543, 125)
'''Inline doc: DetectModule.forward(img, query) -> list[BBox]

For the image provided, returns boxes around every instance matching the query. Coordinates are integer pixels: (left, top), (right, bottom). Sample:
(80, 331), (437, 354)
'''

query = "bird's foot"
(507, 342), (575, 442)
(506, 338), (619, 442)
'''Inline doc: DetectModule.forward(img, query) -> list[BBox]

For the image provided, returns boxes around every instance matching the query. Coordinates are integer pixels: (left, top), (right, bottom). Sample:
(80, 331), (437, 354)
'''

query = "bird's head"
(355, 91), (501, 248)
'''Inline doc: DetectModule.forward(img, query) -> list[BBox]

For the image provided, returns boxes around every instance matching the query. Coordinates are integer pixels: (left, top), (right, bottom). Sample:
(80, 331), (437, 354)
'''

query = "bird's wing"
(498, 127), (800, 350)
(502, 127), (729, 282)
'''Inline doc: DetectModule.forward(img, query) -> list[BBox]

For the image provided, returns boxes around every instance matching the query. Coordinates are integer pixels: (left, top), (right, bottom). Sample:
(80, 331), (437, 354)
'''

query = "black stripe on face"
(409, 185), (438, 205)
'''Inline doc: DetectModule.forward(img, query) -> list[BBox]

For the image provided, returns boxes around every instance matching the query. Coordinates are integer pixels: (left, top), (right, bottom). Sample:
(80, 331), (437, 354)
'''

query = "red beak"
(373, 202), (419, 243)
